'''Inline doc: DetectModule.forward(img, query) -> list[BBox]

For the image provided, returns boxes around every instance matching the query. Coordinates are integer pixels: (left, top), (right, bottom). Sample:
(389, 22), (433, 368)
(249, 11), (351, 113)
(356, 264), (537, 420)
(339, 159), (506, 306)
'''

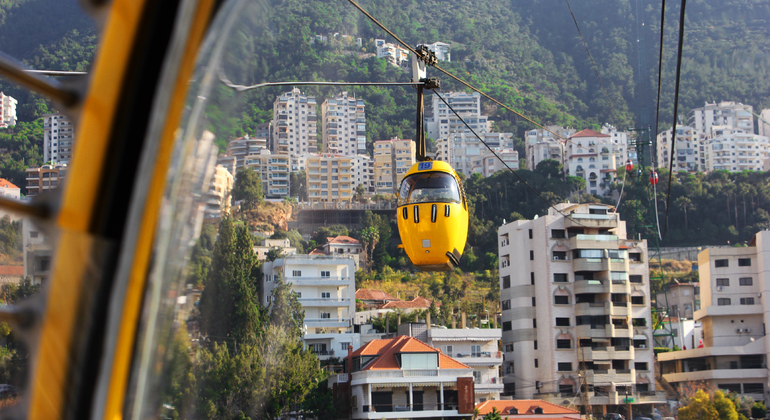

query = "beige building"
(498, 203), (663, 413)
(272, 88), (318, 171)
(224, 136), (268, 172)
(375, 39), (409, 67)
(306, 153), (372, 202)
(425, 91), (489, 141)
(435, 132), (517, 177)
(0, 92), (17, 128)
(690, 101), (754, 140)
(243, 149), (290, 198)
(373, 138), (415, 195)
(25, 163), (67, 198)
(321, 92), (366, 156)
(655, 126), (700, 172)
(204, 164), (233, 219)
(658, 231), (770, 404)
(655, 281), (700, 320)
(702, 128), (769, 172)
(43, 113), (75, 164)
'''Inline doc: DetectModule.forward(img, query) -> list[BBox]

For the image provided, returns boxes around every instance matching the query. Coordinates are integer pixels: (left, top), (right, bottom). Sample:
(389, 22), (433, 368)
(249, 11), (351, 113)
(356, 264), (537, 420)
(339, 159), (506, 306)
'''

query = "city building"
(373, 138), (415, 195)
(655, 317), (702, 350)
(25, 163), (68, 198)
(655, 126), (700, 172)
(475, 400), (581, 419)
(224, 136), (268, 172)
(0, 265), (24, 287)
(306, 154), (373, 202)
(0, 178), (20, 220)
(355, 289), (399, 309)
(435, 132), (517, 177)
(321, 92), (366, 156)
(498, 203), (663, 414)
(690, 101), (754, 139)
(203, 164), (233, 219)
(424, 42), (451, 62)
(702, 128), (770, 172)
(262, 255), (359, 361)
(271, 88), (318, 170)
(425, 91), (489, 141)
(22, 218), (50, 285)
(375, 39), (409, 67)
(655, 281), (700, 320)
(658, 231), (770, 404)
(43, 113), (75, 164)
(0, 92), (17, 128)
(253, 238), (297, 261)
(399, 324), (503, 402)
(241, 149), (290, 199)
(759, 109), (770, 138)
(329, 335), (477, 418)
(565, 129), (621, 196)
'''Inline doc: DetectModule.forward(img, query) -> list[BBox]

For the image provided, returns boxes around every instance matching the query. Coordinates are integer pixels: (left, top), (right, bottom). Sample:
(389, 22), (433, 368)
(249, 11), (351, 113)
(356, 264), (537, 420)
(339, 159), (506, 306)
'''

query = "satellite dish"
(534, 214), (539, 219)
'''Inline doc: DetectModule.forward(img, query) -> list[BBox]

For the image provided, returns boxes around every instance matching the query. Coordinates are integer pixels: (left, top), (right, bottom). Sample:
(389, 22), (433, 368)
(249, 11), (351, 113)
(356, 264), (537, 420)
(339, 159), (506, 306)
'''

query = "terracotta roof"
(348, 336), (470, 371)
(381, 296), (436, 309)
(0, 266), (23, 276)
(309, 248), (326, 255)
(327, 235), (360, 245)
(0, 179), (19, 189)
(356, 289), (398, 302)
(570, 129), (610, 138)
(476, 400), (579, 416)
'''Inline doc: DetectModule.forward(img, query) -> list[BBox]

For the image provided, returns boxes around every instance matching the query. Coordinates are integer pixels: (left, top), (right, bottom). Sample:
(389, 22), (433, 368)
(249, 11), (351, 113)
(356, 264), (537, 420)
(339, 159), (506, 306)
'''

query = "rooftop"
(349, 336), (469, 371)
(356, 289), (398, 302)
(475, 399), (579, 416)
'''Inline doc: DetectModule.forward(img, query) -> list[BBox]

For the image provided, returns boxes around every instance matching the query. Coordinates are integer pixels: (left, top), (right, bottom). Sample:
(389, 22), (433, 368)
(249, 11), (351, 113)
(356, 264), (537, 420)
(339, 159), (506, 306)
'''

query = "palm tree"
(675, 196), (693, 230)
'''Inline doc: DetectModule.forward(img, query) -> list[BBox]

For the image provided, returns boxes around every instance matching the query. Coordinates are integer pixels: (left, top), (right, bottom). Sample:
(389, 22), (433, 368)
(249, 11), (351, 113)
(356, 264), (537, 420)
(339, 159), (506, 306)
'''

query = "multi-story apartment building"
(373, 138), (415, 195)
(261, 255), (359, 361)
(375, 39), (409, 67)
(498, 203), (663, 413)
(329, 335), (477, 418)
(253, 238), (297, 261)
(601, 125), (636, 169)
(25, 164), (68, 198)
(655, 126), (700, 172)
(399, 323), (504, 403)
(23, 218), (51, 285)
(425, 91), (489, 141)
(702, 128), (769, 172)
(306, 154), (373, 202)
(43, 114), (76, 164)
(203, 164), (233, 219)
(0, 92), (17, 128)
(759, 109), (770, 138)
(655, 281), (700, 321)
(565, 130), (621, 196)
(224, 136), (268, 172)
(243, 149), (290, 198)
(321, 92), (366, 156)
(526, 126), (577, 171)
(272, 88), (318, 170)
(424, 41), (451, 62)
(690, 101), (754, 140)
(658, 231), (770, 404)
(435, 132), (517, 177)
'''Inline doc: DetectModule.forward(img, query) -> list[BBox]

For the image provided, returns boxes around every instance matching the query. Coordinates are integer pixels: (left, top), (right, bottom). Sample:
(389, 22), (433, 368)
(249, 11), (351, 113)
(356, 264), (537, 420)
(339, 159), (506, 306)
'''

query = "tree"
(751, 401), (766, 420)
(678, 389), (720, 420)
(232, 167), (264, 211)
(360, 226), (379, 272)
(483, 407), (503, 420)
(712, 390), (739, 420)
(675, 196), (694, 230)
(289, 170), (307, 201)
(268, 278), (305, 340)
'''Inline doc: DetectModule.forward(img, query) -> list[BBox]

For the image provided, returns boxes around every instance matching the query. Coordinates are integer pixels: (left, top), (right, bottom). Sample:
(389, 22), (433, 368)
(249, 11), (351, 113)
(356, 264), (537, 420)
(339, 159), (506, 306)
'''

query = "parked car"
(604, 414), (626, 420)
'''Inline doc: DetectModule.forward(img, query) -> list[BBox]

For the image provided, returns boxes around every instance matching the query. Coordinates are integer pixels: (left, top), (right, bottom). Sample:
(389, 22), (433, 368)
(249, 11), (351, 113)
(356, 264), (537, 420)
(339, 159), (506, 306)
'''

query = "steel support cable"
(615, 170), (627, 210)
(434, 91), (589, 227)
(653, 0), (668, 140)
(565, 0), (620, 122)
(653, 182), (662, 240)
(663, 0), (687, 237)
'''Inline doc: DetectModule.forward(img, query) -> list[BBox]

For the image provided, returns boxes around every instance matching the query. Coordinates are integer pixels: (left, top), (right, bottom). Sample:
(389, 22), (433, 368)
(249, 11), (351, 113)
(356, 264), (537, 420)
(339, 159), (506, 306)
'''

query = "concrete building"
(321, 92), (366, 156)
(373, 138), (415, 195)
(702, 128), (770, 172)
(0, 179), (20, 220)
(306, 154), (373, 202)
(498, 203), (663, 414)
(272, 88), (318, 170)
(253, 238), (297, 261)
(424, 42), (451, 62)
(0, 92), (17, 128)
(658, 232), (770, 404)
(655, 126), (700, 172)
(475, 400), (581, 419)
(375, 39), (410, 67)
(224, 136), (268, 173)
(690, 101), (754, 139)
(656, 317), (702, 351)
(329, 335), (477, 418)
(435, 132), (517, 177)
(425, 91), (489, 141)
(203, 164), (233, 219)
(262, 255), (359, 361)
(655, 281), (700, 320)
(242, 149), (290, 198)
(22, 218), (50, 285)
(399, 324), (504, 402)
(25, 163), (67, 198)
(43, 114), (75, 164)
(565, 130), (621, 196)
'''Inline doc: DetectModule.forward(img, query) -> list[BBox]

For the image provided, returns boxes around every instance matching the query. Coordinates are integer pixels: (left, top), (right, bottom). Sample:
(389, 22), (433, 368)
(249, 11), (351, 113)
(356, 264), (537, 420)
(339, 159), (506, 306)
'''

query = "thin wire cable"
(663, 0), (687, 236)
(433, 90), (588, 227)
(615, 169), (627, 210)
(565, 0), (619, 122)
(653, 0), (668, 140)
(653, 181), (662, 240)
(218, 72), (424, 92)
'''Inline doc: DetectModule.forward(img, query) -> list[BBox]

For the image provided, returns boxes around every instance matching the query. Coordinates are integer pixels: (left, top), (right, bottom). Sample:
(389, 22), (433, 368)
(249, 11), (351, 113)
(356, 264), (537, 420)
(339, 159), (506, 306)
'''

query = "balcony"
(564, 213), (618, 229)
(576, 324), (608, 339)
(285, 276), (352, 286)
(298, 298), (351, 307)
(573, 258), (605, 272)
(609, 302), (629, 317)
(569, 234), (619, 250)
(304, 318), (350, 328)
(574, 279), (607, 294)
(576, 302), (608, 316)
(451, 351), (503, 366)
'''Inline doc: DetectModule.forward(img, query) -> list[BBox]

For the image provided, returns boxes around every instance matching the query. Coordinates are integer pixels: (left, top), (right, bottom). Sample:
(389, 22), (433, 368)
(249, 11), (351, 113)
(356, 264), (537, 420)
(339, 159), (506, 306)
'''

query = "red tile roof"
(327, 235), (360, 245)
(0, 179), (19, 189)
(476, 400), (579, 416)
(356, 289), (398, 302)
(570, 129), (609, 138)
(309, 248), (326, 255)
(0, 266), (23, 276)
(381, 296), (437, 309)
(348, 336), (470, 371)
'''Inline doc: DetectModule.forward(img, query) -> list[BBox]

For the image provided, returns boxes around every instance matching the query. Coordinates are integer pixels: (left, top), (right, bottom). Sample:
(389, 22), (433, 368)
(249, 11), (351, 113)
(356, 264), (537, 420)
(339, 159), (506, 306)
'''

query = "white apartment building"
(702, 128), (769, 172)
(272, 88), (318, 170)
(658, 231), (770, 404)
(399, 323), (504, 403)
(600, 125), (636, 169)
(0, 179), (20, 221)
(224, 136), (268, 172)
(655, 126), (700, 173)
(306, 153), (373, 202)
(424, 42), (451, 62)
(425, 91), (489, 141)
(498, 203), (663, 413)
(375, 39), (410, 67)
(243, 149), (290, 198)
(0, 92), (17, 128)
(203, 164), (233, 219)
(690, 101), (754, 140)
(759, 109), (770, 138)
(526, 126), (577, 171)
(43, 114), (75, 164)
(261, 255), (359, 361)
(373, 138), (415, 195)
(253, 238), (297, 261)
(565, 130), (621, 196)
(435, 132), (517, 177)
(321, 92), (366, 156)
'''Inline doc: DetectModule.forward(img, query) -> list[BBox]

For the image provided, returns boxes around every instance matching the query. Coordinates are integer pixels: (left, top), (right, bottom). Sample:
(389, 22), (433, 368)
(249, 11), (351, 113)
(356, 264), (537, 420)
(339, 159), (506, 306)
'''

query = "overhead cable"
(652, 0), (668, 139)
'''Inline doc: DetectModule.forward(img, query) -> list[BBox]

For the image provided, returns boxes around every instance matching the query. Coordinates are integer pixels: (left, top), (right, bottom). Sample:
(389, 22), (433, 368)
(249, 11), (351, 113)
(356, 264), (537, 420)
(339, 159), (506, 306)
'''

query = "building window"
(557, 339), (571, 349)
(530, 272), (535, 285)
(533, 319), (537, 328)
(715, 259), (729, 268)
(635, 362), (649, 371)
(504, 344), (514, 352)
(534, 359), (538, 368)
(739, 277), (753, 286)
(321, 312), (331, 319)
(554, 273), (568, 283)
(556, 317), (570, 326)
(631, 296), (644, 305)
(718, 298), (731, 306)
(292, 270), (302, 277)
(739, 258), (751, 267)
(506, 362), (514, 374)
(321, 292), (331, 298)
(528, 229), (533, 239)
(321, 271), (331, 277)
(471, 345), (481, 357)
(555, 296), (570, 305)
(716, 278), (729, 287)
(341, 343), (349, 351)
(741, 298), (755, 305)
(632, 318), (647, 327)
(532, 297), (536, 307)
(29, 231), (38, 238)
(502, 275), (511, 289)
(502, 321), (512, 331)
(551, 229), (565, 239)
(553, 251), (567, 261)
(530, 250), (534, 260)
(743, 383), (764, 394)
(558, 362), (572, 372)
(502, 300), (511, 310)
(629, 275), (642, 283)
(629, 253), (642, 262)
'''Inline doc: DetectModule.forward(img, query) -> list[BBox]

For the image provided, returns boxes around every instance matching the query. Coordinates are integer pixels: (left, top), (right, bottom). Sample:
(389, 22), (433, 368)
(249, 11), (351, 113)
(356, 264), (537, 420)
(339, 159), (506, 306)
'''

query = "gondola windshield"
(398, 172), (462, 206)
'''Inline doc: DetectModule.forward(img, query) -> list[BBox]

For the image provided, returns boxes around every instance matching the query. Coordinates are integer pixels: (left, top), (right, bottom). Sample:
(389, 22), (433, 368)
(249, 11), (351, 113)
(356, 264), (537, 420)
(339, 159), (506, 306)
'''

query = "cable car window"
(399, 172), (461, 205)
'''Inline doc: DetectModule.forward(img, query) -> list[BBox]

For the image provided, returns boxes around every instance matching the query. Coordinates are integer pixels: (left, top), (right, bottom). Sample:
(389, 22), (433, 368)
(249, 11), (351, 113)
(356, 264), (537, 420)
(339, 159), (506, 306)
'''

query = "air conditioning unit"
(716, 286), (723, 291)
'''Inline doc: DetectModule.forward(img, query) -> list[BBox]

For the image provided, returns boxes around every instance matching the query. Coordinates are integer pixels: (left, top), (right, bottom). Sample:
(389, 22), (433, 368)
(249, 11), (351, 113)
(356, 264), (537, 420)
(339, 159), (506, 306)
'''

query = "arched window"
(577, 158), (584, 163)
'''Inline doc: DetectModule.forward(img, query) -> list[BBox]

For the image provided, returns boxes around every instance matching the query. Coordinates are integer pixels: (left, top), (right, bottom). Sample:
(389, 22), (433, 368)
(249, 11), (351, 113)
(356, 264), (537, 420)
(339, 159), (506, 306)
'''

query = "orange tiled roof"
(0, 266), (23, 276)
(327, 235), (360, 245)
(309, 248), (326, 255)
(0, 179), (19, 189)
(381, 296), (436, 309)
(356, 289), (398, 302)
(476, 400), (578, 416)
(349, 336), (470, 371)
(570, 129), (610, 138)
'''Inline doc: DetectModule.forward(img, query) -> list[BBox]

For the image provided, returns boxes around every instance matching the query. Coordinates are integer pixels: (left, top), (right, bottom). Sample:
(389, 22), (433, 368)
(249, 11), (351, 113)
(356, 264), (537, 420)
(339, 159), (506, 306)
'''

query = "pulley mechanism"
(412, 45), (440, 162)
